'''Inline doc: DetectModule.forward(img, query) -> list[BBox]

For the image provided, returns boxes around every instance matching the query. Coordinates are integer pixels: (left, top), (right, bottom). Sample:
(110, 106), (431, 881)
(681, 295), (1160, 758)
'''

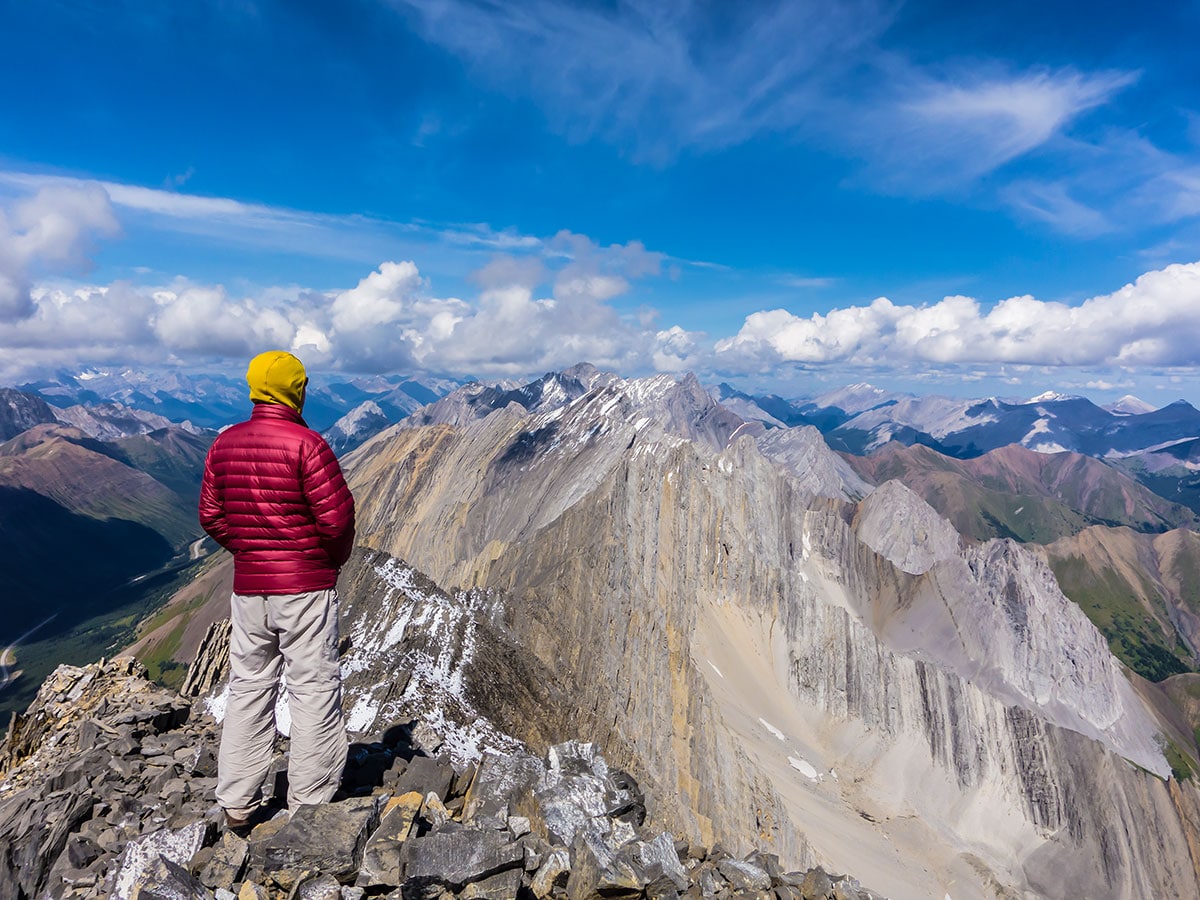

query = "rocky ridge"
(340, 368), (1200, 898)
(0, 650), (882, 900)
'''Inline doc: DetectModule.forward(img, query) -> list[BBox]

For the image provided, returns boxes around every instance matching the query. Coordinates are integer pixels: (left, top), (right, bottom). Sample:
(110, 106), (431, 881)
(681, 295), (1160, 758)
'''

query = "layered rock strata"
(340, 371), (1200, 899)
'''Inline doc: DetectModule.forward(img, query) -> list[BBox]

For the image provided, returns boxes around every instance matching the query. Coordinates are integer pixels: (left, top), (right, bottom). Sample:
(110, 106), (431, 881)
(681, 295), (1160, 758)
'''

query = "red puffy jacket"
(199, 403), (355, 595)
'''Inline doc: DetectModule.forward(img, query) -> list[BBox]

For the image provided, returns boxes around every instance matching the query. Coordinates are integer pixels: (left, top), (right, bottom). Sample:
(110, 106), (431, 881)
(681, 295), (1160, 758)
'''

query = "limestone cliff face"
(341, 371), (1200, 900)
(852, 479), (959, 574)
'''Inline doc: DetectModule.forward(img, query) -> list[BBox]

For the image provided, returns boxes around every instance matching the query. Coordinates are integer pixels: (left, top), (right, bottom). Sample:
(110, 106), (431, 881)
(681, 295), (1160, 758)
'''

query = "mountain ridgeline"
(317, 365), (1200, 898)
(6, 366), (1200, 898)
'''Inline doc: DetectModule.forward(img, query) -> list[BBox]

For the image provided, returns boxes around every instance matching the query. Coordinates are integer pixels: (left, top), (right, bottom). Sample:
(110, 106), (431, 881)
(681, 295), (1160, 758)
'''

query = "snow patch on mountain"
(338, 555), (522, 766)
(1020, 417), (1071, 454)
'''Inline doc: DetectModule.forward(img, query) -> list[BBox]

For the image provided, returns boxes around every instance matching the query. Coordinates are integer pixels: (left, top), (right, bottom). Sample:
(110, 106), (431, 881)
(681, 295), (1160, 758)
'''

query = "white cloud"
(328, 261), (469, 371)
(717, 261), (1200, 369)
(2, 182), (1198, 389)
(652, 325), (708, 372)
(153, 285), (295, 357)
(0, 183), (688, 379)
(0, 184), (119, 320)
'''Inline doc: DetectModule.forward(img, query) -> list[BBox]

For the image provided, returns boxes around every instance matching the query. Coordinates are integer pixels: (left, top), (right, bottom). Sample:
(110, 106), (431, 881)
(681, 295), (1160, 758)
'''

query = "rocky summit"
(0, 653), (880, 900)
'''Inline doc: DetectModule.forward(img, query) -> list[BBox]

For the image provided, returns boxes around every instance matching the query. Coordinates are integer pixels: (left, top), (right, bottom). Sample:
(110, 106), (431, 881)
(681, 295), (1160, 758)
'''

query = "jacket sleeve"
(301, 438), (356, 568)
(198, 443), (231, 548)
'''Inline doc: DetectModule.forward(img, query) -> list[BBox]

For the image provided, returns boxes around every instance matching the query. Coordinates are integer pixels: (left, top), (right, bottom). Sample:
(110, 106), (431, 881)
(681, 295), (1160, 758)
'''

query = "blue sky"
(1, 0), (1199, 404)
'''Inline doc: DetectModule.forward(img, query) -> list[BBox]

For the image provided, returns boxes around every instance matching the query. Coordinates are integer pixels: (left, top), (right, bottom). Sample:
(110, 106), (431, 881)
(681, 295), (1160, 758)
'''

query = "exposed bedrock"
(344, 382), (1200, 899)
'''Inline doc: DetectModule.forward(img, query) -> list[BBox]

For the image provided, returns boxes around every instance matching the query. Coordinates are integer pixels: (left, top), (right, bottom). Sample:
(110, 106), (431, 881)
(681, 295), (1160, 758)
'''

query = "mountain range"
(342, 369), (1200, 897)
(5, 365), (1200, 896)
(89, 364), (1200, 898)
(18, 369), (459, 433)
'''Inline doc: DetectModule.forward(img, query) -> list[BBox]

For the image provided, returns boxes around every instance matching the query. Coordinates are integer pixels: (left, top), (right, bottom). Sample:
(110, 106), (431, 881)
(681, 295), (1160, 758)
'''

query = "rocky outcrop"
(180, 620), (231, 699)
(852, 479), (959, 574)
(341, 370), (1200, 899)
(0, 653), (882, 899)
(756, 425), (872, 502)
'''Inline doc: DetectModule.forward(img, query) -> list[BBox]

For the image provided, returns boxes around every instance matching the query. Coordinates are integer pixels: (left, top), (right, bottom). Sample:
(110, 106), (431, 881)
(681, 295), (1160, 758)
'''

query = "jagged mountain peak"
(344, 388), (1200, 896)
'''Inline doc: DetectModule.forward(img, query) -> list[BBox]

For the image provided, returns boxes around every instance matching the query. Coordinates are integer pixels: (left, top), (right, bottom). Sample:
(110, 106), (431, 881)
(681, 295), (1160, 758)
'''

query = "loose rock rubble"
(0, 656), (884, 899)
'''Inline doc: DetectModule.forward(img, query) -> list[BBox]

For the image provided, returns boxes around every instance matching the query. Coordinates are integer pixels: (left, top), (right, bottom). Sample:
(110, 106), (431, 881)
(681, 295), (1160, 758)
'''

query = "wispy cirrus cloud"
(998, 126), (1200, 237)
(391, 0), (893, 163)
(392, 1), (1137, 190)
(389, 0), (1198, 242)
(864, 68), (1137, 192)
(0, 169), (546, 264)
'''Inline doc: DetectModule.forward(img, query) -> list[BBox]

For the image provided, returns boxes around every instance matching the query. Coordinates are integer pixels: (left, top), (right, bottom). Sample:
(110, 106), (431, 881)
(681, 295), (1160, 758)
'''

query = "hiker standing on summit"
(199, 350), (355, 829)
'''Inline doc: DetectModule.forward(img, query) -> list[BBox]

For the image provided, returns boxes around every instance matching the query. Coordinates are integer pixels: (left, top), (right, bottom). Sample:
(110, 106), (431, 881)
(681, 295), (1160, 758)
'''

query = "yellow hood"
(246, 350), (307, 412)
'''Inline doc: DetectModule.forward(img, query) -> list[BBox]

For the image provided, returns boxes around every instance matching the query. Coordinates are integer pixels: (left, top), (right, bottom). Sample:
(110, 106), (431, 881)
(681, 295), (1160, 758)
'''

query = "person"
(199, 350), (355, 830)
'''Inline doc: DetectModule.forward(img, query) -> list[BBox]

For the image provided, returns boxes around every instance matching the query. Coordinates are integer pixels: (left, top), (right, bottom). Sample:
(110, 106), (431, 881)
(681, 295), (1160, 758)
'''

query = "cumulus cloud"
(3, 181), (1198, 387)
(9, 256), (1200, 386)
(0, 184), (119, 320)
(652, 325), (709, 373)
(0, 183), (685, 379)
(153, 284), (295, 357)
(327, 261), (469, 371)
(717, 262), (1200, 369)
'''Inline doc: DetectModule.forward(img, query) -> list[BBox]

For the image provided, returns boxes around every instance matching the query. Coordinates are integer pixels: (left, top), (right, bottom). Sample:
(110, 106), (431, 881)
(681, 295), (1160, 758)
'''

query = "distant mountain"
(1105, 395), (1158, 416)
(707, 383), (813, 429)
(112, 427), (215, 507)
(0, 422), (212, 643)
(1043, 527), (1200, 681)
(715, 382), (1200, 463)
(324, 400), (391, 456)
(52, 401), (196, 441)
(810, 392), (1200, 459)
(0, 388), (59, 440)
(406, 363), (617, 428)
(1108, 438), (1200, 517)
(844, 441), (1198, 543)
(0, 424), (203, 548)
(806, 382), (909, 415)
(18, 368), (459, 431)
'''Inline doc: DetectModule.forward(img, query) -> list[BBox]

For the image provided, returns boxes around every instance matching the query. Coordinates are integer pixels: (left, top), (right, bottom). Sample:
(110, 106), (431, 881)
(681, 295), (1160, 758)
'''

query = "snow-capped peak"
(1103, 395), (1157, 416)
(339, 400), (386, 432)
(1022, 390), (1078, 404)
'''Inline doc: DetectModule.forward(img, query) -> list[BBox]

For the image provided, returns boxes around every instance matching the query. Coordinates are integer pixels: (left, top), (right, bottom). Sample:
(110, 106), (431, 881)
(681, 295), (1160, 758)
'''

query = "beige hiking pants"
(216, 588), (348, 816)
